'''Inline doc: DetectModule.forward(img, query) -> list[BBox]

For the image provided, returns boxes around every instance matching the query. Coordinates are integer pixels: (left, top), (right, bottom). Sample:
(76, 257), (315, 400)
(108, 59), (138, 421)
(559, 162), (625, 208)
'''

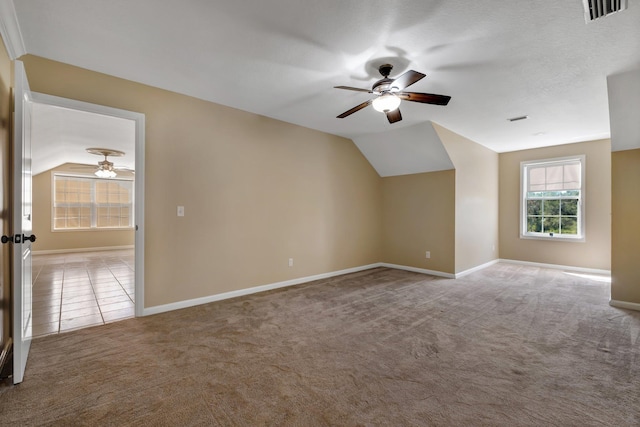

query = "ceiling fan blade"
(397, 92), (451, 106)
(334, 86), (373, 93)
(337, 100), (372, 118)
(386, 109), (402, 124)
(391, 70), (426, 91)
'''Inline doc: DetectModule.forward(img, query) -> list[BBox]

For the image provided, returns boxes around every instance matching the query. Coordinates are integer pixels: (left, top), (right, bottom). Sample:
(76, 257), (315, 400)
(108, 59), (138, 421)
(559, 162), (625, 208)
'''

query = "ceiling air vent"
(583, 0), (628, 22)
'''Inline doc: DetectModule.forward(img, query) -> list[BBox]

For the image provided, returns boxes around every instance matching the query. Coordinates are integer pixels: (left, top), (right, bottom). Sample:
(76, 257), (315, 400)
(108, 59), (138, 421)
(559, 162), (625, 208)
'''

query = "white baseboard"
(33, 245), (134, 255)
(499, 259), (611, 275)
(143, 263), (382, 316)
(378, 263), (455, 279)
(609, 299), (640, 312)
(455, 259), (500, 278)
(145, 258), (611, 318)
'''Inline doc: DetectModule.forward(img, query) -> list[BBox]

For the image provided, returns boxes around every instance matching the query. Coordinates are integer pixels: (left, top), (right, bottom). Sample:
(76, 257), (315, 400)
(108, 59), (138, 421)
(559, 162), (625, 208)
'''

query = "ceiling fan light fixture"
(335, 65), (450, 123)
(372, 93), (401, 113)
(95, 169), (117, 178)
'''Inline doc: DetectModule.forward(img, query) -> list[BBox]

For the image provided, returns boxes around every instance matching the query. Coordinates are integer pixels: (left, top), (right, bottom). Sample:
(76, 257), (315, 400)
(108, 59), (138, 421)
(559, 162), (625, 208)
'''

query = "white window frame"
(52, 173), (135, 232)
(520, 155), (585, 242)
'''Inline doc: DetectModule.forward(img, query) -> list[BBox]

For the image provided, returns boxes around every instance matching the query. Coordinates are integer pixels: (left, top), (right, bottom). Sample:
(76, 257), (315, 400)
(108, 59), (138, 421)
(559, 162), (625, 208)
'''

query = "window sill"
(52, 227), (134, 233)
(520, 234), (585, 243)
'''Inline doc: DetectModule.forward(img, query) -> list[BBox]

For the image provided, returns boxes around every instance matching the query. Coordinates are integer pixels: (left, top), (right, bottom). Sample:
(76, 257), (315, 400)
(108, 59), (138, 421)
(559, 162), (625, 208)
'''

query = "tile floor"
(31, 249), (135, 338)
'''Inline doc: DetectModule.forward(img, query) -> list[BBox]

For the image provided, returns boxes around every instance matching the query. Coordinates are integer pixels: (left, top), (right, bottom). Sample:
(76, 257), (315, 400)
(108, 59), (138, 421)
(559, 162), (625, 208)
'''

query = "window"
(520, 156), (585, 240)
(53, 174), (134, 230)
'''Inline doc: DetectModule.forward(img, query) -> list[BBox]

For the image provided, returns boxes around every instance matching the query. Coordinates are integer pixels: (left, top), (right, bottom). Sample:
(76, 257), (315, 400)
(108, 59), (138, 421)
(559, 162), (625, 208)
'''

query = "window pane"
(561, 199), (578, 216)
(529, 167), (546, 191)
(54, 175), (133, 230)
(527, 216), (542, 233)
(96, 183), (108, 203)
(522, 158), (583, 238)
(527, 200), (541, 215)
(546, 182), (564, 191)
(543, 199), (560, 215)
(561, 217), (578, 235)
(546, 166), (563, 188)
(563, 163), (580, 190)
(79, 191), (91, 203)
(543, 217), (559, 234)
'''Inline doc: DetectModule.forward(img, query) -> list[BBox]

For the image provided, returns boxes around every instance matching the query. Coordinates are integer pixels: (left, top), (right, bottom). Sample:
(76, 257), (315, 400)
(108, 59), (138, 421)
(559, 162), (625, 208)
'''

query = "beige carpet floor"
(0, 263), (639, 426)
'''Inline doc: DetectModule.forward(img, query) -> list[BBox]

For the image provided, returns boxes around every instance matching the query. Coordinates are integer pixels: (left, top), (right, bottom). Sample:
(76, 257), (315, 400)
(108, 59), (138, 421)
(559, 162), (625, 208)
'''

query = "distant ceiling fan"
(72, 148), (133, 178)
(335, 64), (451, 124)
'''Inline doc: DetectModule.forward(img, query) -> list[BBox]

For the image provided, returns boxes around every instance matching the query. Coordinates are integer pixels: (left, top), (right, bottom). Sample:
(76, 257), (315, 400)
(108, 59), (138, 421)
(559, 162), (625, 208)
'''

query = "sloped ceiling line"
(353, 121), (454, 177)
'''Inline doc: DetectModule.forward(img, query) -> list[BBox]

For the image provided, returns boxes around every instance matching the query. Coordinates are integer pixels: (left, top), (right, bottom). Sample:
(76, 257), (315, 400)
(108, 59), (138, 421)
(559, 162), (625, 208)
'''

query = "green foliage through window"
(526, 198), (578, 235)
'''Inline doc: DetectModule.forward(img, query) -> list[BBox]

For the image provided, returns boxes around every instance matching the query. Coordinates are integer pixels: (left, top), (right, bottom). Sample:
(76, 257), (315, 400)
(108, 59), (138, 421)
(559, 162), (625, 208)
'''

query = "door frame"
(30, 92), (146, 317)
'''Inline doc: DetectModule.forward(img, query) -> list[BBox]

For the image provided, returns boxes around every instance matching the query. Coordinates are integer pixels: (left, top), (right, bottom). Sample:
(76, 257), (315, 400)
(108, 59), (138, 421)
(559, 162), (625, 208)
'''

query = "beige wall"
(611, 149), (640, 304)
(21, 55), (383, 308)
(0, 32), (12, 352)
(435, 123), (499, 273)
(499, 139), (611, 270)
(32, 164), (135, 252)
(381, 170), (455, 274)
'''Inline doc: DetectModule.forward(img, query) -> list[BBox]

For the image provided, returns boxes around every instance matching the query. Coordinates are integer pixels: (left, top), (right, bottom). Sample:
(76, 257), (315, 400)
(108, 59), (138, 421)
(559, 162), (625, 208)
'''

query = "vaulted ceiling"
(3, 0), (640, 175)
(31, 103), (135, 176)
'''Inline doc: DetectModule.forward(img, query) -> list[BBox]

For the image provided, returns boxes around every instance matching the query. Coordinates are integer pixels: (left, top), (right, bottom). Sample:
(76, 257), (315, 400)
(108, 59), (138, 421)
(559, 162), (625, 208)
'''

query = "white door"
(12, 60), (34, 384)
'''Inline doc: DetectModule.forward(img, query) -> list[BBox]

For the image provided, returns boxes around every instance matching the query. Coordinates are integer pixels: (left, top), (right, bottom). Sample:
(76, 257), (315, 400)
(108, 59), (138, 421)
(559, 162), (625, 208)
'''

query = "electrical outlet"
(425, 251), (431, 259)
(288, 258), (294, 267)
(177, 206), (185, 217)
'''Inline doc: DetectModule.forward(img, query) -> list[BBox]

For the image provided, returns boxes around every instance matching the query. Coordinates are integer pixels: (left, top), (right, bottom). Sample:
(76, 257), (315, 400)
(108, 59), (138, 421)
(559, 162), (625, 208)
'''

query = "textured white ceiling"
(8, 0), (640, 172)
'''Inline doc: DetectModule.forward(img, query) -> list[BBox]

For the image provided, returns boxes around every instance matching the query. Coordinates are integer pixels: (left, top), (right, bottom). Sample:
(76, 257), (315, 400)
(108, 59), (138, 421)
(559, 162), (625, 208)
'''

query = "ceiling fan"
(335, 64), (451, 124)
(72, 148), (133, 178)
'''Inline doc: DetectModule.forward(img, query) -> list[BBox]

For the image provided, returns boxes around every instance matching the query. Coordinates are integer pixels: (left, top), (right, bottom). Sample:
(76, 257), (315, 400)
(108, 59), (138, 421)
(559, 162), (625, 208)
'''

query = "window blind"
(527, 160), (581, 192)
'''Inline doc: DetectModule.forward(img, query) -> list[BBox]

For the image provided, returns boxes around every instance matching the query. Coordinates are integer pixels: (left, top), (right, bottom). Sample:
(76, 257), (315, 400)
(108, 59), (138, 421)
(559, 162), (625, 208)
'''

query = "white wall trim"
(32, 245), (134, 255)
(378, 263), (456, 279)
(609, 299), (640, 312)
(143, 258), (614, 318)
(0, 0), (26, 59)
(143, 263), (382, 316)
(455, 259), (500, 278)
(499, 258), (611, 275)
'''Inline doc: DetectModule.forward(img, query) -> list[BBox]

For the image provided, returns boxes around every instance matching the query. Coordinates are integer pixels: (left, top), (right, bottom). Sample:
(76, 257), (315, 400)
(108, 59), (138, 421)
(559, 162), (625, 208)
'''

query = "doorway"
(29, 92), (144, 336)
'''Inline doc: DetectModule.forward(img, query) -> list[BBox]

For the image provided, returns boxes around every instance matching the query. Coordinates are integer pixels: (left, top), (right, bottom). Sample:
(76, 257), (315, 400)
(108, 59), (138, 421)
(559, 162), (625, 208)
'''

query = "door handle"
(2, 234), (36, 244)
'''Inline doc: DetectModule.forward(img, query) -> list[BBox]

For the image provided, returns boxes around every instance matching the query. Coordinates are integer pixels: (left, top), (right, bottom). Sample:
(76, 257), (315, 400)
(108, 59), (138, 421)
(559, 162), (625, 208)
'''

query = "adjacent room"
(29, 102), (137, 337)
(0, 0), (639, 425)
